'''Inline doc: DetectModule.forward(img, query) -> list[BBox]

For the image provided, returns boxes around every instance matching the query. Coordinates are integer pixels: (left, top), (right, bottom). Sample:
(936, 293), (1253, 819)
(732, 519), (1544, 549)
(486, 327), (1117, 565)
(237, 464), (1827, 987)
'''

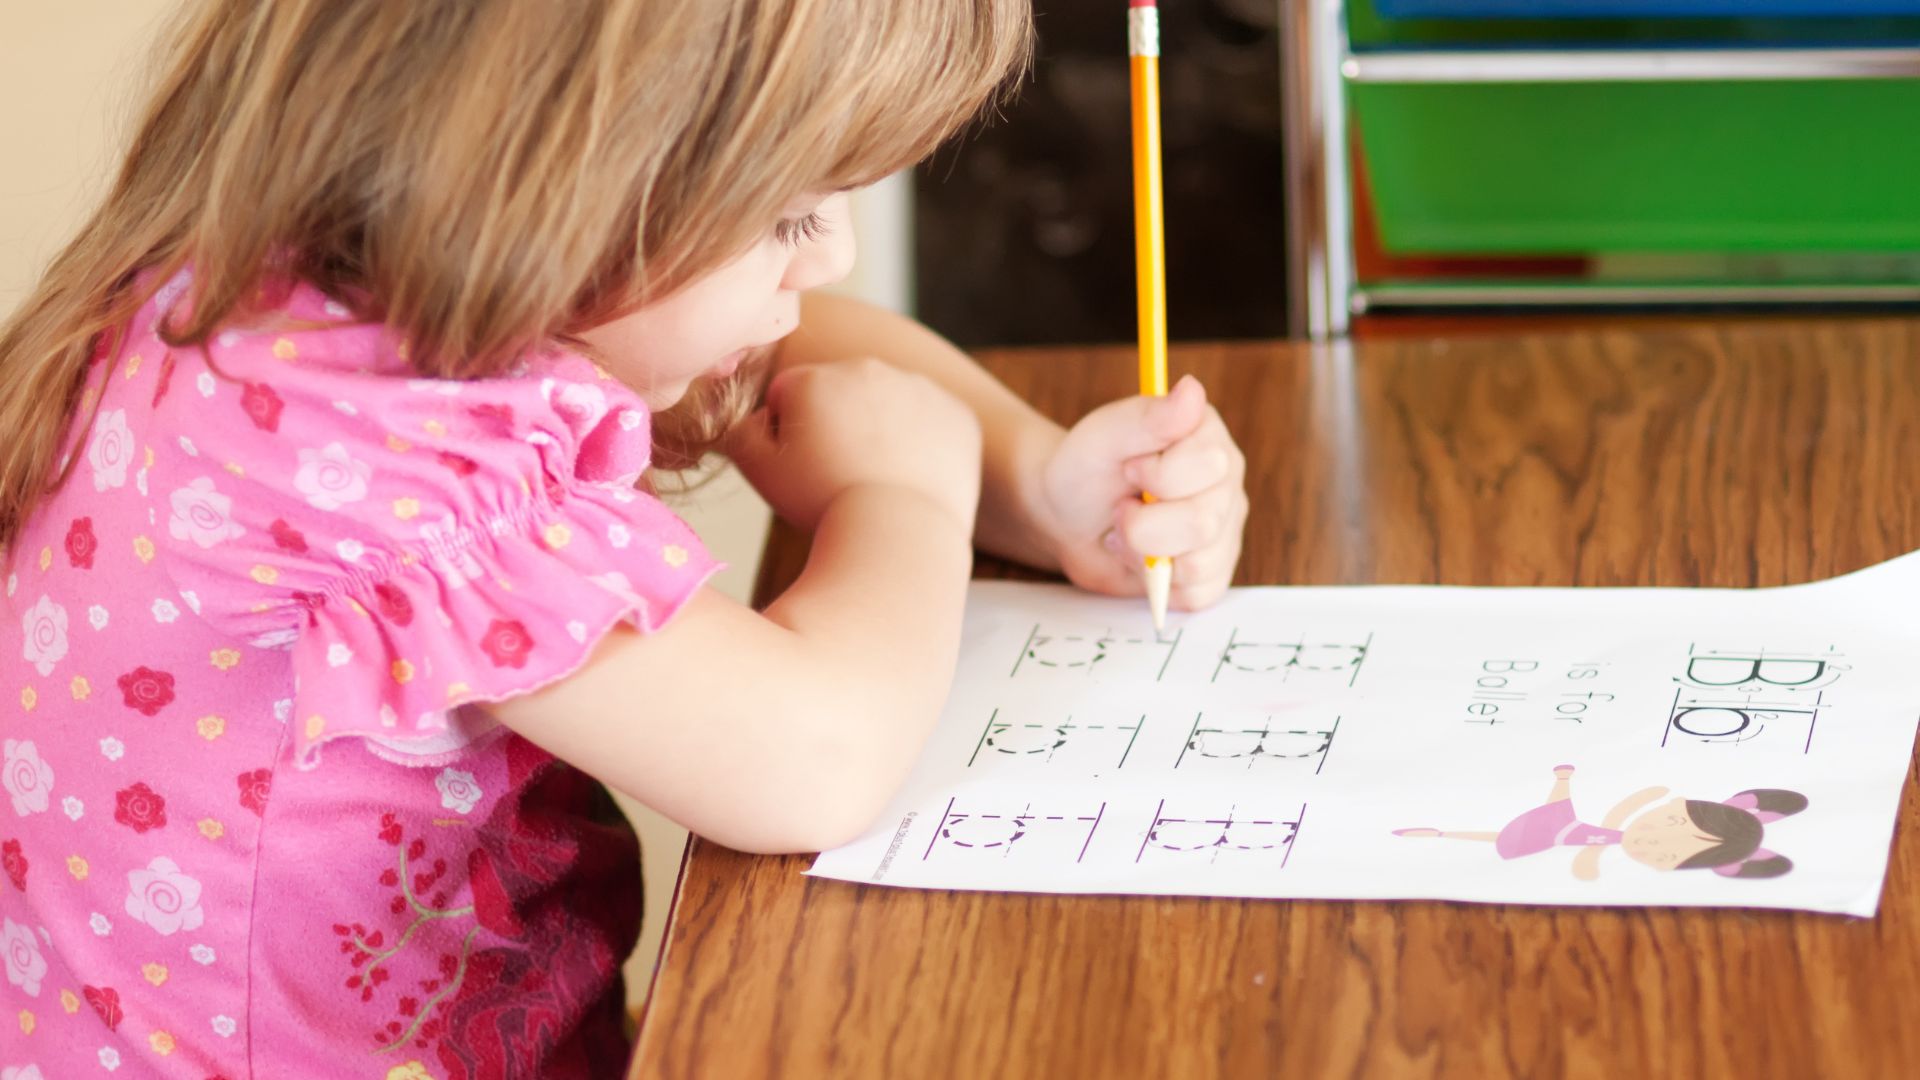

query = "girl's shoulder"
(106, 273), (720, 770)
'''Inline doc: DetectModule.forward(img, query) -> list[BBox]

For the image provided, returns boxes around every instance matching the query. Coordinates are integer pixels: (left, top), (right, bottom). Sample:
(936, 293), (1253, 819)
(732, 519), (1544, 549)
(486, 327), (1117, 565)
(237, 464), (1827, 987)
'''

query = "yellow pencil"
(1129, 0), (1172, 631)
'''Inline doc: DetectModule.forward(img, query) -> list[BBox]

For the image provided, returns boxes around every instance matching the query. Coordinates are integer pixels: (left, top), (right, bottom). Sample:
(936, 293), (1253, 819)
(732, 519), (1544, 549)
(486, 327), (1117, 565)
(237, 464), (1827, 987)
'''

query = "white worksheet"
(808, 553), (1920, 916)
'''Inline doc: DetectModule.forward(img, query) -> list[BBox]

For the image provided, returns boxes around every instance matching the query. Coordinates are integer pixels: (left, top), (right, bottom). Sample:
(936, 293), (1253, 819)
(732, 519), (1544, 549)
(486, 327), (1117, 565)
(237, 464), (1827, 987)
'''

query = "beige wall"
(2, 2), (923, 1010)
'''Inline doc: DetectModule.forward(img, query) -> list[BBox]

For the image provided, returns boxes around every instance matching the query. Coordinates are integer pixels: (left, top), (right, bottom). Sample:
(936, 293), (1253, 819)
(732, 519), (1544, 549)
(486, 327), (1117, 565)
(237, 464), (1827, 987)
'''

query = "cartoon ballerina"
(1393, 765), (1805, 880)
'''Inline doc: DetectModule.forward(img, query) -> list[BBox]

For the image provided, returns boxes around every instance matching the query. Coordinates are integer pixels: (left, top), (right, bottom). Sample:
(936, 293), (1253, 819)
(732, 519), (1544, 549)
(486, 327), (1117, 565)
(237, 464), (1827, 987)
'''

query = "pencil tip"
(1145, 559), (1172, 633)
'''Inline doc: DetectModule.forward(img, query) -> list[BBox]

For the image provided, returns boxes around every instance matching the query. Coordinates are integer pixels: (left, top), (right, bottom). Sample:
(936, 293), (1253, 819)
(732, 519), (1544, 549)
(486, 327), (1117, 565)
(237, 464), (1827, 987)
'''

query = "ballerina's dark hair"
(1679, 789), (1808, 879)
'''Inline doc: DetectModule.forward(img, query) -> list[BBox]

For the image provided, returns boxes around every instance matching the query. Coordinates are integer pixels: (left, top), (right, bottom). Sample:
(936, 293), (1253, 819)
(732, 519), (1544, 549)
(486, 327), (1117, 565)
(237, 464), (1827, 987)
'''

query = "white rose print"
(2, 741), (53, 817)
(294, 442), (373, 510)
(1, 918), (46, 997)
(124, 856), (207, 936)
(435, 768), (484, 814)
(168, 477), (245, 548)
(88, 605), (108, 631)
(152, 598), (180, 624)
(20, 595), (67, 676)
(87, 409), (133, 491)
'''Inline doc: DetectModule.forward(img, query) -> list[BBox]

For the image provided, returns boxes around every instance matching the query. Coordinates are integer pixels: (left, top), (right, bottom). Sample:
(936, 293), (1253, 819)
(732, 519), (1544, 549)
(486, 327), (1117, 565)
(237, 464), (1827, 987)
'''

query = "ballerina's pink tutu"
(1496, 799), (1623, 858)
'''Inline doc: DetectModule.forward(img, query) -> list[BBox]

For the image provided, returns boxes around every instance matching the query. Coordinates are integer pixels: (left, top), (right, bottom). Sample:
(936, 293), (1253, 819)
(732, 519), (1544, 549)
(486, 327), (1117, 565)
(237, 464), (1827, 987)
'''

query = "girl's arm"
(488, 362), (981, 855)
(1602, 786), (1669, 829)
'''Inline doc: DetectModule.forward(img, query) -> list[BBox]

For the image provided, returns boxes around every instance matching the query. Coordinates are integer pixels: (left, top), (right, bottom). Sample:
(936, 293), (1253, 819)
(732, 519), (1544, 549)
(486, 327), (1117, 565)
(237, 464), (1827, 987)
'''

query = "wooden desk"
(632, 321), (1920, 1079)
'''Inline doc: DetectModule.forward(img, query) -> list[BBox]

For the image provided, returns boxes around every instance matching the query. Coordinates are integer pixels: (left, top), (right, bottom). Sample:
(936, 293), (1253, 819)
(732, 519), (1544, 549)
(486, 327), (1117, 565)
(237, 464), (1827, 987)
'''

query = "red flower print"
(436, 452), (479, 477)
(117, 666), (176, 715)
(65, 516), (97, 569)
(467, 403), (514, 437)
(84, 985), (122, 1031)
(478, 620), (533, 668)
(374, 582), (414, 627)
(114, 782), (168, 833)
(269, 518), (308, 553)
(1, 839), (24, 891)
(151, 352), (177, 407)
(237, 769), (273, 816)
(241, 381), (285, 432)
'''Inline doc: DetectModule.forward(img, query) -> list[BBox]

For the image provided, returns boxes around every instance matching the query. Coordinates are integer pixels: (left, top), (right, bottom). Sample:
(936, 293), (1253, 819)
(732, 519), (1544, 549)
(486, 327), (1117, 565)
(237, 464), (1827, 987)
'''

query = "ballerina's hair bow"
(1713, 793), (1784, 877)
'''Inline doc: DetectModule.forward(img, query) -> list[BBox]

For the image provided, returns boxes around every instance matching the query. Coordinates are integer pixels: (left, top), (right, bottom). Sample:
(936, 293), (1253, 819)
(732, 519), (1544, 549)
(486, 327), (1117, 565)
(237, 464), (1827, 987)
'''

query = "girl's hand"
(729, 357), (983, 534)
(1035, 375), (1247, 611)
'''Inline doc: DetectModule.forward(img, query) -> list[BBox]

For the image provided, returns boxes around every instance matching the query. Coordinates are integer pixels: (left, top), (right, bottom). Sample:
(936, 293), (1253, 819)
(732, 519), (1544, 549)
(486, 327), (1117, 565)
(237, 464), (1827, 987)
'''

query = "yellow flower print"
(391, 659), (415, 684)
(210, 648), (241, 671)
(19, 687), (34, 712)
(445, 682), (471, 700)
(250, 564), (280, 585)
(150, 1029), (176, 1054)
(542, 523), (572, 550)
(143, 446), (155, 470)
(143, 962), (169, 986)
(70, 676), (91, 700)
(387, 1061), (437, 1080)
(393, 497), (421, 521)
(224, 461), (246, 476)
(663, 544), (689, 568)
(66, 855), (87, 880)
(386, 434), (413, 453)
(199, 819), (224, 840)
(423, 419), (447, 438)
(60, 989), (79, 1014)
(37, 546), (50, 572)
(17, 1009), (32, 1034)
(305, 715), (326, 739)
(125, 353), (143, 378)
(133, 536), (155, 563)
(197, 715), (226, 740)
(272, 337), (298, 360)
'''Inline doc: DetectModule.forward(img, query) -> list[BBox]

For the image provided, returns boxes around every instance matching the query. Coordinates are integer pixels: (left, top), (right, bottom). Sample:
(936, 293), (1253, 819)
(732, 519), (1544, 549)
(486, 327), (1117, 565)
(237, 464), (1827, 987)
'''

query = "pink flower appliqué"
(124, 856), (206, 936)
(294, 442), (373, 510)
(1, 740), (53, 817)
(20, 595), (68, 676)
(168, 476), (246, 548)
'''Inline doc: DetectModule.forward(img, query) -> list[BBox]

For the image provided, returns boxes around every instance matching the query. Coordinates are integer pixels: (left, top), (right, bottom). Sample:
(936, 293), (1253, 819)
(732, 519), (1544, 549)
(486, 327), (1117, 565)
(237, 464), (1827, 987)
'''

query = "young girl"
(0, 1), (1248, 1076)
(1394, 765), (1805, 880)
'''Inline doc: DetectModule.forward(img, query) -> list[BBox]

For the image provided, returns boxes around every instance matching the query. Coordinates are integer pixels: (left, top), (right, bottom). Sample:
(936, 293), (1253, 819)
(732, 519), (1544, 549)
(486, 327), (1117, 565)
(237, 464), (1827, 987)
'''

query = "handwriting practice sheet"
(809, 554), (1920, 915)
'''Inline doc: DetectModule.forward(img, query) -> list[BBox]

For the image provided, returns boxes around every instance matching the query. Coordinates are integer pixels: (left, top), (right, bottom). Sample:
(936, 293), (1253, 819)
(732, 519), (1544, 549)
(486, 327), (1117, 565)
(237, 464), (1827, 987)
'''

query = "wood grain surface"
(632, 320), (1920, 1079)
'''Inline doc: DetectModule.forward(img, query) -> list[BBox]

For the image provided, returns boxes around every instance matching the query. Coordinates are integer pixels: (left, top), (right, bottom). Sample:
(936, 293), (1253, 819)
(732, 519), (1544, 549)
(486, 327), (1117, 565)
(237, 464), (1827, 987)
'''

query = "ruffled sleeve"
(148, 284), (721, 768)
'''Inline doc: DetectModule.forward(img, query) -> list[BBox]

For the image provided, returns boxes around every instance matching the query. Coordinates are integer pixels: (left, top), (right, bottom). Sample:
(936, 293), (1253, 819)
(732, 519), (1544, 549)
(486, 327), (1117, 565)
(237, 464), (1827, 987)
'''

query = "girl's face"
(581, 191), (857, 409)
(1621, 797), (1722, 870)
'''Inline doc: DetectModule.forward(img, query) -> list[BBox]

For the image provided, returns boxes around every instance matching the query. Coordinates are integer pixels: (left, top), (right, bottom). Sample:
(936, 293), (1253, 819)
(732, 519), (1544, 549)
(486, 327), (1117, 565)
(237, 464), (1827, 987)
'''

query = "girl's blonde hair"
(0, 0), (1032, 547)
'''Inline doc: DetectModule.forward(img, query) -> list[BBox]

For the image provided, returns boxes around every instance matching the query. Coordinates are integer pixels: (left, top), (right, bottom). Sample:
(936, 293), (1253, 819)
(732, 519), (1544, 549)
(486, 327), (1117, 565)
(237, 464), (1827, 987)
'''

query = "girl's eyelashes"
(773, 211), (829, 247)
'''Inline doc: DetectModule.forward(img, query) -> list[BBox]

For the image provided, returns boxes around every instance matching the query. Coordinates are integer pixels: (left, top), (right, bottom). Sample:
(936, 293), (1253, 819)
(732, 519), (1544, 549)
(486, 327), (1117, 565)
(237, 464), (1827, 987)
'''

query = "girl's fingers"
(1117, 483), (1242, 559)
(1125, 413), (1240, 502)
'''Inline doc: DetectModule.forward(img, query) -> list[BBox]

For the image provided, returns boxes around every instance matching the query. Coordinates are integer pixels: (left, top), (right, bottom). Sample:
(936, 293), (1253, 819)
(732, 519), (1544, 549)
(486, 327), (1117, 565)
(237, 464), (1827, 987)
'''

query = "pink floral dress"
(0, 272), (719, 1078)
